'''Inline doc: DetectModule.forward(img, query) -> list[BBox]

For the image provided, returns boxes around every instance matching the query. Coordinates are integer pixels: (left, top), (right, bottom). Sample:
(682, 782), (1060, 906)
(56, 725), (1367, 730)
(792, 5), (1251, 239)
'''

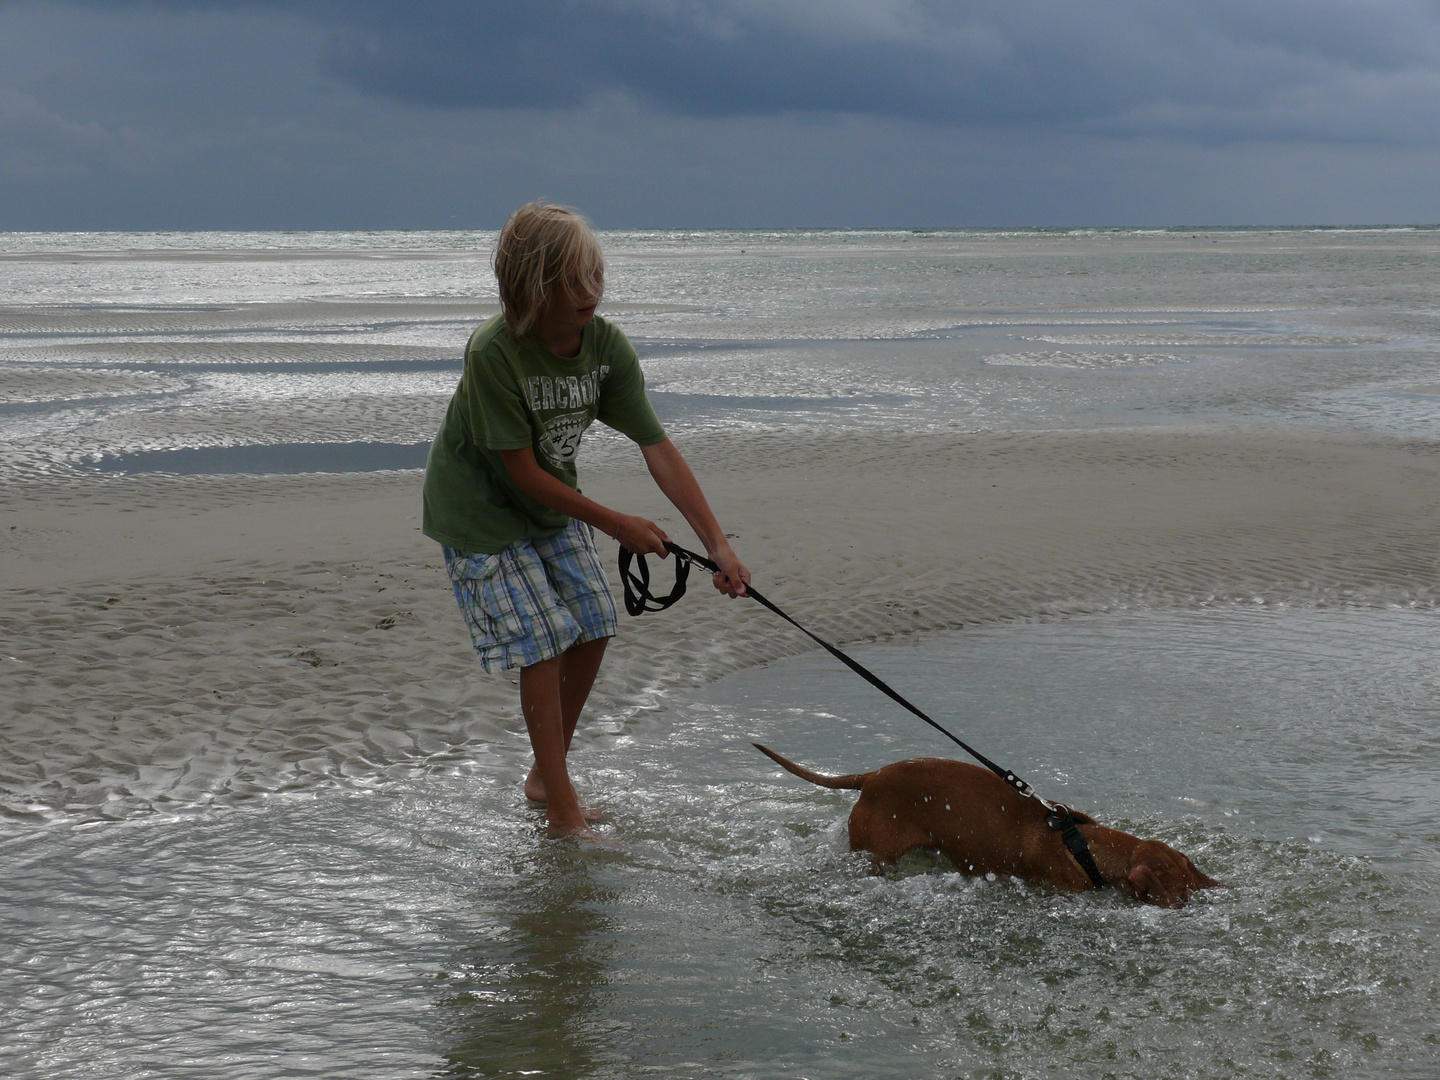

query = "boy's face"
(545, 276), (602, 334)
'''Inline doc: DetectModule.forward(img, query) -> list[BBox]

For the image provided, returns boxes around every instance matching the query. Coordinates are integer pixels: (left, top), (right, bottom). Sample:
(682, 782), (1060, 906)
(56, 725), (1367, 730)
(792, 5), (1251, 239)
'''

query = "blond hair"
(493, 202), (605, 339)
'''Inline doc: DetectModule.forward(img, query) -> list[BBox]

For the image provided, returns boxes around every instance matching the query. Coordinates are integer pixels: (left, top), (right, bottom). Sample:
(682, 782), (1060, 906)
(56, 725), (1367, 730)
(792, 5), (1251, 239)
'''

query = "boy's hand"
(615, 513), (669, 556)
(708, 543), (750, 598)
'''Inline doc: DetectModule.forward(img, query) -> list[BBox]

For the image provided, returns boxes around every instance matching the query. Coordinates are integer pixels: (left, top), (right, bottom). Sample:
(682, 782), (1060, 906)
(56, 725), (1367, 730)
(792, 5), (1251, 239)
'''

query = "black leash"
(619, 541), (1108, 890)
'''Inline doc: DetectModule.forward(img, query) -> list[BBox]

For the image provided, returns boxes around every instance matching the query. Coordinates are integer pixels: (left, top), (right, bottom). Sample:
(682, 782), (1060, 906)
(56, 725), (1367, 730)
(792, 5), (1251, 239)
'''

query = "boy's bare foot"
(524, 767), (604, 821)
(544, 818), (622, 847)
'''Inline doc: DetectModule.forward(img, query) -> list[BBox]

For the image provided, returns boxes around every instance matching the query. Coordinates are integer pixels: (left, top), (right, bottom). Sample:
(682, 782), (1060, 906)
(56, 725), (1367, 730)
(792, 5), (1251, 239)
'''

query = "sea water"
(4, 229), (1440, 1077)
(4, 228), (1440, 480)
(3, 609), (1438, 1078)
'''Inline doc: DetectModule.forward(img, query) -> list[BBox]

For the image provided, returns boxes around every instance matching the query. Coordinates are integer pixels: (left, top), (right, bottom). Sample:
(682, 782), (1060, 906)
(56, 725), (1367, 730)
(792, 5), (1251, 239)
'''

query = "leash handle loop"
(618, 543), (692, 616)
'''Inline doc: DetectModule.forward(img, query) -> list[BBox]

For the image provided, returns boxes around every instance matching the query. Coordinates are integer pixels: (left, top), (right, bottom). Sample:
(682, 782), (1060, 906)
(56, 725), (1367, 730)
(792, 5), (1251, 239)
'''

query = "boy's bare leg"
(519, 655), (589, 834)
(522, 636), (609, 820)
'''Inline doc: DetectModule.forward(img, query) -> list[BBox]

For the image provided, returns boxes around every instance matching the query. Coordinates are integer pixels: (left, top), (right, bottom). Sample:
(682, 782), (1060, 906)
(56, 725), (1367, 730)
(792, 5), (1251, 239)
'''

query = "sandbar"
(3, 426), (1438, 821)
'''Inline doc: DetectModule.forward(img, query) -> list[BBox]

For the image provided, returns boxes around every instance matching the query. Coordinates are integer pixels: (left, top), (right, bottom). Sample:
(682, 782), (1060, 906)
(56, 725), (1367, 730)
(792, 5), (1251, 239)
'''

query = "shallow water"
(4, 607), (1437, 1079)
(84, 440), (431, 475)
(3, 228), (1440, 478)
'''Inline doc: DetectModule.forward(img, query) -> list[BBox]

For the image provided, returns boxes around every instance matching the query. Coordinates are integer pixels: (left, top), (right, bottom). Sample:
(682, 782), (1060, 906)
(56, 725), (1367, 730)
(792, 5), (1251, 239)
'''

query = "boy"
(423, 202), (749, 837)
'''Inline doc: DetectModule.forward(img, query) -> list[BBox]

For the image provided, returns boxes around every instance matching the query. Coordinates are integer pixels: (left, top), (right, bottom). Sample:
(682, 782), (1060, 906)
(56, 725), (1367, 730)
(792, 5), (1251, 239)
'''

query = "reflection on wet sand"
(437, 843), (621, 1079)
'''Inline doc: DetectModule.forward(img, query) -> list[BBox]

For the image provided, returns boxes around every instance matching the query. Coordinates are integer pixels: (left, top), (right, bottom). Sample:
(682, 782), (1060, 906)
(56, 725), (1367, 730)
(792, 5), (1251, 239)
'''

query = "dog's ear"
(1126, 861), (1185, 908)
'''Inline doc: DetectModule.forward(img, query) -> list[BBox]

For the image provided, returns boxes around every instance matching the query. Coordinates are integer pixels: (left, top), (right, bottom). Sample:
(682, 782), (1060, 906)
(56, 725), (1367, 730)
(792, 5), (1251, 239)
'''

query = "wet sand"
(3, 426), (1439, 822)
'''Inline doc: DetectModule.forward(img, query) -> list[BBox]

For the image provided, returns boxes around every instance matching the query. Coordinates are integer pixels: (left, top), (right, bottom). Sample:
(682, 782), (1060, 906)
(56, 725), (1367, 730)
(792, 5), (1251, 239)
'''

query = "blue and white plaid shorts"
(442, 518), (619, 672)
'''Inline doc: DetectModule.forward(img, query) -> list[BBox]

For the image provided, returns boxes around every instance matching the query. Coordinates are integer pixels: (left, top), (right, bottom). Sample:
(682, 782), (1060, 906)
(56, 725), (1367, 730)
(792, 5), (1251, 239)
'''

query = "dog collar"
(1047, 811), (1107, 889)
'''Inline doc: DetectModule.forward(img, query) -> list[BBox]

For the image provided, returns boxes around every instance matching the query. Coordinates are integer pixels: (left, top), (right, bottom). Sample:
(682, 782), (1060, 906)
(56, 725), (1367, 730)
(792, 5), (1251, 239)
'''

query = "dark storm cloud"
(4, 0), (1439, 228)
(240, 0), (1440, 144)
(21, 0), (1440, 143)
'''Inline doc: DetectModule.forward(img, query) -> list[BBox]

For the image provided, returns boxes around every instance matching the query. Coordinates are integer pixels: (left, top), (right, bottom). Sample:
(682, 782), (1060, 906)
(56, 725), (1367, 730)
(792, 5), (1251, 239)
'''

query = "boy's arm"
(498, 447), (670, 556)
(639, 439), (750, 598)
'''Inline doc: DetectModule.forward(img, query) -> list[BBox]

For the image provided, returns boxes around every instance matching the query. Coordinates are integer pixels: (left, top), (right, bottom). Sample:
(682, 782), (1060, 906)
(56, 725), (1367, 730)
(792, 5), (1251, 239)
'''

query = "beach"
(6, 424), (1437, 820)
(5, 228), (1440, 1078)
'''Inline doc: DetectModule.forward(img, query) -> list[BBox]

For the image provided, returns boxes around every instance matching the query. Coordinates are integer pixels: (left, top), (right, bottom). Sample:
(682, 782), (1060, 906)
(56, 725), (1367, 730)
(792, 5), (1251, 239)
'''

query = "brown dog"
(756, 745), (1223, 907)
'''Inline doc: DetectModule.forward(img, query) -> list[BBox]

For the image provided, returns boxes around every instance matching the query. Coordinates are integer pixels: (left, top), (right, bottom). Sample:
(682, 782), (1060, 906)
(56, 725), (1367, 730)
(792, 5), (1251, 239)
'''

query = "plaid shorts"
(442, 518), (619, 673)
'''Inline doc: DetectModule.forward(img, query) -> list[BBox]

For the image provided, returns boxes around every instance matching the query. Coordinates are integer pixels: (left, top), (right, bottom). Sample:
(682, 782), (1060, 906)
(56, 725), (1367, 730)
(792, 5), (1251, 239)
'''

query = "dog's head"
(1120, 840), (1225, 908)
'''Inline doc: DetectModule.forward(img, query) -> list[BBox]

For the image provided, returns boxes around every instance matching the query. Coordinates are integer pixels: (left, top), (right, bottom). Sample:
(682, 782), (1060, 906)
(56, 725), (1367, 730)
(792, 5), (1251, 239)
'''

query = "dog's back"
(755, 745), (1223, 906)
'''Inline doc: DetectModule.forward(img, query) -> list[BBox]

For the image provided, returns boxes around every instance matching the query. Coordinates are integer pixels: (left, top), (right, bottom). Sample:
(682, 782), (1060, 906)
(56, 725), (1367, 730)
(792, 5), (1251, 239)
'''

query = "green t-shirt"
(422, 313), (667, 553)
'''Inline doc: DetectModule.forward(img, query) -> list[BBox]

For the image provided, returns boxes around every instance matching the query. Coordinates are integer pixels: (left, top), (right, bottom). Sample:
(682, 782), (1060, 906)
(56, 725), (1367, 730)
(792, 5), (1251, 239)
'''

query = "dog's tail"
(753, 743), (871, 790)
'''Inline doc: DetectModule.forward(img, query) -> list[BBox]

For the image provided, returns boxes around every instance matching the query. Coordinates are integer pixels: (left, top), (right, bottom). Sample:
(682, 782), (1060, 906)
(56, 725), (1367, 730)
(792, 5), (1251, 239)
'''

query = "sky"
(2, 0), (1439, 229)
